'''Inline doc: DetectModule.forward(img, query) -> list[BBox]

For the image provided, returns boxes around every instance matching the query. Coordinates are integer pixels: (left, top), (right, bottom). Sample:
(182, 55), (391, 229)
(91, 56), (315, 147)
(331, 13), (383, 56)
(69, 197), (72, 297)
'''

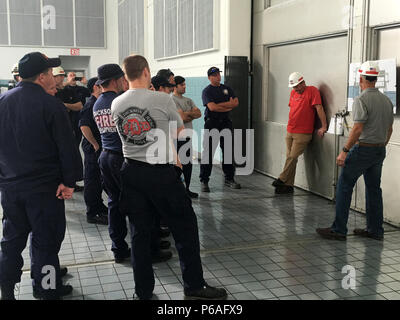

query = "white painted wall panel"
(261, 0), (349, 45)
(369, 0), (400, 27)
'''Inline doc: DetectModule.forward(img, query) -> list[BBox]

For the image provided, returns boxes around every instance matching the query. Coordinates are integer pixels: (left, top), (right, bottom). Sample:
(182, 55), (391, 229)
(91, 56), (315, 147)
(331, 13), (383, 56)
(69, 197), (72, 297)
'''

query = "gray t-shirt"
(353, 88), (394, 144)
(172, 95), (197, 130)
(111, 89), (184, 164)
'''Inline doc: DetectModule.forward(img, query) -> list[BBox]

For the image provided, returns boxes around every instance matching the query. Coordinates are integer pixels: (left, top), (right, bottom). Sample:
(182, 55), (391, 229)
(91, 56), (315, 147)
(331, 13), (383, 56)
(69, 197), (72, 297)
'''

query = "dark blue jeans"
(98, 151), (129, 258)
(332, 144), (386, 236)
(83, 149), (107, 217)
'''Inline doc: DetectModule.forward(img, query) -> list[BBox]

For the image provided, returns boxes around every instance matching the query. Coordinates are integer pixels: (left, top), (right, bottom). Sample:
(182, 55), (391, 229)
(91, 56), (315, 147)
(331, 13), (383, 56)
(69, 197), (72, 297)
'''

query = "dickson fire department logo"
(116, 107), (156, 145)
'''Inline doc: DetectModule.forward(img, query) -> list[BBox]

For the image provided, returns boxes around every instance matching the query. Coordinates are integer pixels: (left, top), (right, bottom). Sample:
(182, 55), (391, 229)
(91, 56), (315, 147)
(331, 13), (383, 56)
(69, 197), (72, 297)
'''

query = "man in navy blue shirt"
(200, 67), (241, 192)
(0, 52), (82, 300)
(93, 64), (131, 264)
(79, 77), (108, 225)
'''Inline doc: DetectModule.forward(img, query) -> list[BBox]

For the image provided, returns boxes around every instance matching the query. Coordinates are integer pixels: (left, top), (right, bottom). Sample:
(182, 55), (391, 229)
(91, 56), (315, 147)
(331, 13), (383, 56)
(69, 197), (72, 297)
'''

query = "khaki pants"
(279, 133), (313, 187)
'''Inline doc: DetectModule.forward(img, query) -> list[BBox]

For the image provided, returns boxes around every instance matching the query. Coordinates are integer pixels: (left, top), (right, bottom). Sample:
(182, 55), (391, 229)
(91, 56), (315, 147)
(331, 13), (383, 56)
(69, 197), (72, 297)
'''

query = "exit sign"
(71, 48), (80, 56)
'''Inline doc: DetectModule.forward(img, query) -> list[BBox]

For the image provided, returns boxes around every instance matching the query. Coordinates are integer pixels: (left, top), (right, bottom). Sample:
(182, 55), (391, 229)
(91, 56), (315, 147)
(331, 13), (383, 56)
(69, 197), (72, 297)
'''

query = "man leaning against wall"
(272, 72), (328, 194)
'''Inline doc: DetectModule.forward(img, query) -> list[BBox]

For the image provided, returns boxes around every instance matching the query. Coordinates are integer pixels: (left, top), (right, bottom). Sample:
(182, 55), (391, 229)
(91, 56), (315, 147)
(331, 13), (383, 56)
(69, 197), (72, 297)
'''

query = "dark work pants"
(98, 151), (129, 258)
(83, 149), (107, 217)
(200, 118), (235, 183)
(0, 188), (65, 292)
(70, 112), (83, 183)
(120, 160), (206, 299)
(177, 138), (193, 190)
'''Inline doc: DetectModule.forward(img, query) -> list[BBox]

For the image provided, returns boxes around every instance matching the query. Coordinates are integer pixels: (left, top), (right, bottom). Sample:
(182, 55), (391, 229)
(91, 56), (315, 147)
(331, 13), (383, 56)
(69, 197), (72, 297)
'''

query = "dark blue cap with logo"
(96, 64), (125, 86)
(18, 52), (61, 79)
(207, 67), (222, 77)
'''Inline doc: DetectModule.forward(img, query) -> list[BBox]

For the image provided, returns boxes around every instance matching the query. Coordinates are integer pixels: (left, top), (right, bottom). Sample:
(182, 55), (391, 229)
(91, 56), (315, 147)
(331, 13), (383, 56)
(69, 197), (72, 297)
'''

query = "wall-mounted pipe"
(249, 0), (254, 130)
(333, 0), (355, 201)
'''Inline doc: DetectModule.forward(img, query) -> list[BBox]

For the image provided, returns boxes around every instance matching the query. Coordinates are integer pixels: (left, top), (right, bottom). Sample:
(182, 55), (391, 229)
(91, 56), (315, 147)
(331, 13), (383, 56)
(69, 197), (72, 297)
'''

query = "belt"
(124, 158), (171, 168)
(103, 148), (123, 156)
(357, 142), (385, 147)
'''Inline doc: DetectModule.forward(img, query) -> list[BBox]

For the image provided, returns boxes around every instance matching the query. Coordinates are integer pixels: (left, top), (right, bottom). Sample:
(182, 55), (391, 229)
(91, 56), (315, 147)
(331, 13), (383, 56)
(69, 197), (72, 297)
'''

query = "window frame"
(0, 0), (106, 49)
(154, 0), (219, 61)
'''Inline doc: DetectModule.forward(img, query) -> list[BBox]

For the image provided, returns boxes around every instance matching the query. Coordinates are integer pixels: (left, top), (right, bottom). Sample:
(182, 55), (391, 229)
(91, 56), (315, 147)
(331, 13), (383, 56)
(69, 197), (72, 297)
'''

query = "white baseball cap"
(53, 66), (66, 77)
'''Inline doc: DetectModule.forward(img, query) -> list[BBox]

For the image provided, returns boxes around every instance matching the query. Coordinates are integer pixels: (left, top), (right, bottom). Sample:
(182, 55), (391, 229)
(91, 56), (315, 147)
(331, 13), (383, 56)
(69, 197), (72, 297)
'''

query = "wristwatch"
(342, 147), (350, 153)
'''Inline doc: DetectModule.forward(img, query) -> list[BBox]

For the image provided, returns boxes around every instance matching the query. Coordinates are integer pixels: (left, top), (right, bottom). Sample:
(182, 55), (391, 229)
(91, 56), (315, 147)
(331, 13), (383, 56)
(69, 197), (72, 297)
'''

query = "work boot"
(201, 182), (210, 193)
(60, 267), (68, 278)
(0, 284), (16, 300)
(184, 283), (228, 300)
(87, 214), (108, 226)
(275, 185), (294, 194)
(225, 179), (241, 189)
(152, 251), (172, 264)
(316, 228), (346, 241)
(272, 178), (285, 187)
(187, 189), (199, 199)
(33, 284), (73, 300)
(354, 229), (384, 241)
(115, 249), (131, 264)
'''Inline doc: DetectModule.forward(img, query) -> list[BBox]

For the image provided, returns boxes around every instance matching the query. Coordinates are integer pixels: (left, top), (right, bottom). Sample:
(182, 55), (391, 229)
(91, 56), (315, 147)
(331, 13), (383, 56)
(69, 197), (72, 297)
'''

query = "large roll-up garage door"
(264, 35), (348, 198)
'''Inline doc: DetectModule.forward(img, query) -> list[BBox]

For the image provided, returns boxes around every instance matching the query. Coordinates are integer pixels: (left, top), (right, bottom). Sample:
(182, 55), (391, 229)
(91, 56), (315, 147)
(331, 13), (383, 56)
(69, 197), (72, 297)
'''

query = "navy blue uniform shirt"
(202, 84), (236, 121)
(93, 91), (122, 153)
(55, 85), (81, 136)
(79, 95), (101, 153)
(0, 82), (82, 192)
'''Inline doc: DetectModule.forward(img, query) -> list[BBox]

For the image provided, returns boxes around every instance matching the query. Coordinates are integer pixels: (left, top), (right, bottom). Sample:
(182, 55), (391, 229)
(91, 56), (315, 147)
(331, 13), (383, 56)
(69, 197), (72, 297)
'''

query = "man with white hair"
(317, 61), (394, 241)
(273, 72), (327, 194)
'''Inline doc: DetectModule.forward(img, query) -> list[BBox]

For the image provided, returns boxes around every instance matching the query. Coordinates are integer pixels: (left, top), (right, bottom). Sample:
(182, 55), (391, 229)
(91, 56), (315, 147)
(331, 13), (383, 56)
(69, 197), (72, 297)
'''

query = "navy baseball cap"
(18, 52), (61, 79)
(151, 76), (175, 90)
(96, 64), (125, 86)
(207, 67), (222, 77)
(87, 77), (99, 93)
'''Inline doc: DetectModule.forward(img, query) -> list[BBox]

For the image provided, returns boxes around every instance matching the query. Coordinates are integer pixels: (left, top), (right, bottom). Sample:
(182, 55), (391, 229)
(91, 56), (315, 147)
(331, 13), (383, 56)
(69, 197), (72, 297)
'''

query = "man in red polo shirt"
(273, 72), (328, 194)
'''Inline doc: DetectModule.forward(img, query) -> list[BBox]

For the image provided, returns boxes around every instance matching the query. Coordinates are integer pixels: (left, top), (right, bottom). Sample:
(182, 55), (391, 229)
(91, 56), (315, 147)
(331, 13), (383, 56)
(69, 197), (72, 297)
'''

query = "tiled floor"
(1, 166), (400, 300)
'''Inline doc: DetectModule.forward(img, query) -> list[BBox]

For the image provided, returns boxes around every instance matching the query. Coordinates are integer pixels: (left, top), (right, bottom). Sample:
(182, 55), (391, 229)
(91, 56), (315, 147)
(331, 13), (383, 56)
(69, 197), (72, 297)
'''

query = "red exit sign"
(70, 48), (80, 56)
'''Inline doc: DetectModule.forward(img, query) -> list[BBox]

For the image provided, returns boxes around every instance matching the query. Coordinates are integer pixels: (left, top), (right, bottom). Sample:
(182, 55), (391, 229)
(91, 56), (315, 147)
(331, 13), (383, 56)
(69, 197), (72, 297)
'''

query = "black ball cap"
(19, 52), (61, 79)
(87, 77), (99, 93)
(207, 67), (222, 77)
(96, 64), (125, 86)
(151, 75), (175, 89)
